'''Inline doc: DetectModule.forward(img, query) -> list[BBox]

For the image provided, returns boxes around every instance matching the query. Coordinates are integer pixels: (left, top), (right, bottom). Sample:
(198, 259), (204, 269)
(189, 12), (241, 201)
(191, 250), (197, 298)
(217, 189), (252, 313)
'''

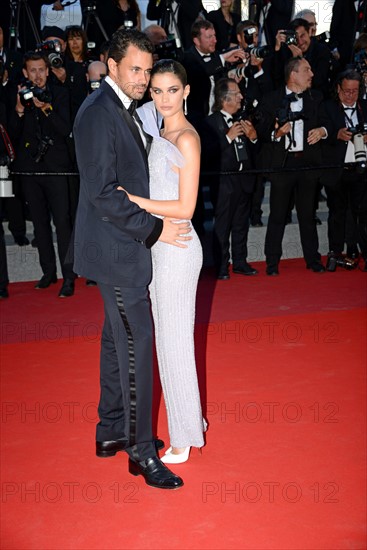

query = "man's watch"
(43, 105), (53, 116)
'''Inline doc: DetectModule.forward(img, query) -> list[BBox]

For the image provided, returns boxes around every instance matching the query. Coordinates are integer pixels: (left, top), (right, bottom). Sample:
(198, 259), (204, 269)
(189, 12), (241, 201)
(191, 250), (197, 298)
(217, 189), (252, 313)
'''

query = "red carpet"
(1, 258), (366, 550)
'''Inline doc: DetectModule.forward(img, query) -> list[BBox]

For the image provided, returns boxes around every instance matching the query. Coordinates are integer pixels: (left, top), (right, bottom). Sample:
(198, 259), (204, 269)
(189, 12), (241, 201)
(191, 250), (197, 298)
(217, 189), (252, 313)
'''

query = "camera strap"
(343, 107), (357, 128)
(0, 124), (15, 162)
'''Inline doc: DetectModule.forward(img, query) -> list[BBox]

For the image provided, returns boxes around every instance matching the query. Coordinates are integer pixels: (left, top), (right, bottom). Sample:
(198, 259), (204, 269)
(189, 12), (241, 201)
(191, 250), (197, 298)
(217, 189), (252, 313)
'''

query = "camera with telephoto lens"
(235, 44), (272, 78)
(19, 81), (52, 109)
(32, 136), (54, 163)
(348, 123), (367, 172)
(326, 252), (359, 271)
(155, 38), (182, 61)
(36, 40), (63, 68)
(0, 155), (14, 198)
(281, 30), (298, 46)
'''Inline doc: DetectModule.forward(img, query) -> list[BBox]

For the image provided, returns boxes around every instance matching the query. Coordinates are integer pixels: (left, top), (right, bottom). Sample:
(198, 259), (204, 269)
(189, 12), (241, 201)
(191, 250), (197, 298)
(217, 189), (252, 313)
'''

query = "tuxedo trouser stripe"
(113, 286), (138, 460)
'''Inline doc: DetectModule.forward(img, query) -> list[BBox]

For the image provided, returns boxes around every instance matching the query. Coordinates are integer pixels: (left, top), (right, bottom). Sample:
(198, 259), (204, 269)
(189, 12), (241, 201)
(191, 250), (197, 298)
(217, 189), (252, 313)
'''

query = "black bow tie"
(128, 100), (137, 116)
(202, 54), (211, 62)
(286, 92), (303, 102)
(343, 107), (355, 110)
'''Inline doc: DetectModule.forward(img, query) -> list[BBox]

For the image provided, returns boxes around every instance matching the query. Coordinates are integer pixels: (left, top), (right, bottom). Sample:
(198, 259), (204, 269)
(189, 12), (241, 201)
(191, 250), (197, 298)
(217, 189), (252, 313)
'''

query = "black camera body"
(326, 253), (359, 271)
(243, 26), (257, 46)
(32, 135), (54, 163)
(276, 106), (306, 127)
(232, 98), (261, 126)
(281, 30), (298, 46)
(348, 123), (367, 136)
(155, 38), (182, 61)
(36, 40), (63, 68)
(19, 82), (52, 109)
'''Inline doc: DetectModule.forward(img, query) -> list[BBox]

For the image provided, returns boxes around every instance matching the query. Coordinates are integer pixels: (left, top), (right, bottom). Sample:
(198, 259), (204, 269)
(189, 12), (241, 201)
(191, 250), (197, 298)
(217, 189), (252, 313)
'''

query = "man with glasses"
(204, 78), (259, 279)
(322, 70), (367, 271)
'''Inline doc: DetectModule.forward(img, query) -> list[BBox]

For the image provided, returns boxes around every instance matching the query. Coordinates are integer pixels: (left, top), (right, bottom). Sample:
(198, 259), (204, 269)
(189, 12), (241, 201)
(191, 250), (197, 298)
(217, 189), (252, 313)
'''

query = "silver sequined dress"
(148, 135), (206, 449)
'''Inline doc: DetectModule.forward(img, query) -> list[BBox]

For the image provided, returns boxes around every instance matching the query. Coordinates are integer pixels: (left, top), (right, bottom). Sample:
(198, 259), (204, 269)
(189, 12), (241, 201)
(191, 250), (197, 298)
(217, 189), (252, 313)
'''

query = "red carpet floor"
(1, 258), (366, 550)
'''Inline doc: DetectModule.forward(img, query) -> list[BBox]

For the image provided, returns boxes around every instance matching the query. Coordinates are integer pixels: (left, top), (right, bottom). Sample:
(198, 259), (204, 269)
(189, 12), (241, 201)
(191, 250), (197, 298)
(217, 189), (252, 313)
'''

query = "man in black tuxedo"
(182, 19), (246, 131)
(330, 0), (367, 70)
(9, 51), (76, 296)
(146, 0), (207, 51)
(250, 0), (293, 47)
(322, 70), (367, 271)
(73, 29), (189, 489)
(257, 56), (329, 275)
(205, 77), (258, 279)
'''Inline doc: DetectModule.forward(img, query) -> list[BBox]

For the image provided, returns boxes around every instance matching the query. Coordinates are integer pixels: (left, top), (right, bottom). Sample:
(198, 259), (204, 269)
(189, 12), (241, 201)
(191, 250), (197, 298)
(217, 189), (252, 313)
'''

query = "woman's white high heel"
(161, 446), (190, 464)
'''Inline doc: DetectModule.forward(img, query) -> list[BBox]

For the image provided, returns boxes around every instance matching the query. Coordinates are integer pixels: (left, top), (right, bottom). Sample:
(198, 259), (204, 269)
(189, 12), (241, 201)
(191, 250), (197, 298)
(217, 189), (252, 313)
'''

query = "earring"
(184, 97), (188, 116)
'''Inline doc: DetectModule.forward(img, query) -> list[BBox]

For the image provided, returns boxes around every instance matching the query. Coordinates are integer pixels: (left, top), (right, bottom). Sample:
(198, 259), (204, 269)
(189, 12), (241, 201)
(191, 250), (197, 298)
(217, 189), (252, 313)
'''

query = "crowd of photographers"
(0, 0), (366, 299)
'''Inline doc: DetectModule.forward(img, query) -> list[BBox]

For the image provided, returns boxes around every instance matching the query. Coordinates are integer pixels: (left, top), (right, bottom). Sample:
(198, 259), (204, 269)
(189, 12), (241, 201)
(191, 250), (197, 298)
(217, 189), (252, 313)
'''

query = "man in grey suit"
(73, 29), (189, 489)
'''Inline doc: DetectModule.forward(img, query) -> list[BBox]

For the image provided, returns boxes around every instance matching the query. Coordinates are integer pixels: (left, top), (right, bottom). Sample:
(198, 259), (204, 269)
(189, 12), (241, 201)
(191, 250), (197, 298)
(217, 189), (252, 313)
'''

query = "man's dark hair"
(23, 51), (49, 69)
(212, 77), (234, 112)
(289, 18), (311, 33)
(284, 56), (304, 82)
(191, 20), (214, 40)
(108, 28), (154, 64)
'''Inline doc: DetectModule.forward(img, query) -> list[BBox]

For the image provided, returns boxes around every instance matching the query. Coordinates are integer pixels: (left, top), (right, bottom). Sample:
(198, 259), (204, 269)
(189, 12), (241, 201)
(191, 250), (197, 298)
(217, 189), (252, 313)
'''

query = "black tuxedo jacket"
(146, 0), (207, 50)
(182, 46), (226, 126)
(204, 110), (256, 194)
(257, 87), (329, 169)
(321, 98), (367, 184)
(73, 80), (162, 287)
(10, 83), (72, 172)
(251, 0), (293, 46)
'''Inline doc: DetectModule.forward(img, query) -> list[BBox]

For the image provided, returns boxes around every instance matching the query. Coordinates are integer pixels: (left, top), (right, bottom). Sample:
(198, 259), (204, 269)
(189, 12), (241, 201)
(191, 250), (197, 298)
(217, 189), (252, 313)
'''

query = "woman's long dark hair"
(65, 26), (88, 62)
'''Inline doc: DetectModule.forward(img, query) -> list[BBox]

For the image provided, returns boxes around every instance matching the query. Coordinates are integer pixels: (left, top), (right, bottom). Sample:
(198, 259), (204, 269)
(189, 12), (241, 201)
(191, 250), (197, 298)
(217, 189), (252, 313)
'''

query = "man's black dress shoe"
(35, 273), (57, 289)
(96, 438), (164, 457)
(307, 262), (326, 273)
(266, 265), (279, 276)
(233, 263), (258, 276)
(217, 268), (230, 280)
(128, 456), (183, 489)
(58, 279), (75, 297)
(0, 287), (9, 299)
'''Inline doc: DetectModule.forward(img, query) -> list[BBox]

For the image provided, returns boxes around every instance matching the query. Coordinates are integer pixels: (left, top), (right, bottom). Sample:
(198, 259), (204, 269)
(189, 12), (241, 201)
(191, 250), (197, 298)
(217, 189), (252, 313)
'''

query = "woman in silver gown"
(120, 60), (207, 463)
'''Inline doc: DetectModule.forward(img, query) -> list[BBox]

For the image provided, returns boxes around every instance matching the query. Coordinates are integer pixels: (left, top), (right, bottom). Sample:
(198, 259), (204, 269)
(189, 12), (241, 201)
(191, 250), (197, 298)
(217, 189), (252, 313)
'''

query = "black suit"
(146, 0), (207, 51)
(9, 83), (74, 280)
(73, 79), (163, 461)
(204, 110), (256, 270)
(322, 99), (367, 258)
(257, 87), (328, 267)
(251, 0), (293, 46)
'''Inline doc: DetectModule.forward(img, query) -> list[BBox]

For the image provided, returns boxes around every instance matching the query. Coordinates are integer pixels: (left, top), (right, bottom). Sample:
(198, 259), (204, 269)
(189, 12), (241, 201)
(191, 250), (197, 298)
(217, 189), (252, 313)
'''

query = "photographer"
(322, 70), (367, 272)
(9, 52), (75, 297)
(273, 18), (332, 97)
(41, 26), (89, 121)
(204, 78), (258, 280)
(257, 56), (329, 275)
